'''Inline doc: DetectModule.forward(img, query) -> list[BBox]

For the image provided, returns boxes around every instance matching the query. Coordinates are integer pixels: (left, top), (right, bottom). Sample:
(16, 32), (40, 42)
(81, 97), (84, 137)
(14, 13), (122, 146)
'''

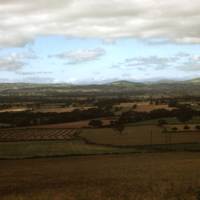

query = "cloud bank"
(0, 0), (200, 47)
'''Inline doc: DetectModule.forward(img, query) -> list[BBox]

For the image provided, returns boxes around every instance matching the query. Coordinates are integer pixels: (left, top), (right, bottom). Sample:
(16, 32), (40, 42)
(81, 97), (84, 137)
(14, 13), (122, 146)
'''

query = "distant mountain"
(109, 80), (144, 87)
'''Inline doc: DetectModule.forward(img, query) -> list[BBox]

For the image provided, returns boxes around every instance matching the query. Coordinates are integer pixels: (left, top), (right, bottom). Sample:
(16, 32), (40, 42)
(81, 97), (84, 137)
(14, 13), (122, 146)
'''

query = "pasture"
(0, 140), (136, 159)
(81, 125), (200, 146)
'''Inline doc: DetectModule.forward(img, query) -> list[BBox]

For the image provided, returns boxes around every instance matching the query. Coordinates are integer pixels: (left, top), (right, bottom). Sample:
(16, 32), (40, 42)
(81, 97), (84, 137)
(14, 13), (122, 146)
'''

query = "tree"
(168, 99), (178, 107)
(132, 104), (137, 109)
(157, 119), (167, 127)
(176, 109), (193, 124)
(172, 127), (178, 131)
(88, 119), (102, 128)
(184, 125), (190, 130)
(111, 120), (125, 135)
(176, 108), (194, 123)
(195, 125), (200, 130)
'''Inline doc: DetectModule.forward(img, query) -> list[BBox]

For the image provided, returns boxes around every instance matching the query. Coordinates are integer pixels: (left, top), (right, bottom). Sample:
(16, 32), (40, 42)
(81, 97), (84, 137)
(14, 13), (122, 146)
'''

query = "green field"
(81, 126), (163, 146)
(131, 116), (200, 126)
(81, 125), (200, 146)
(0, 140), (138, 159)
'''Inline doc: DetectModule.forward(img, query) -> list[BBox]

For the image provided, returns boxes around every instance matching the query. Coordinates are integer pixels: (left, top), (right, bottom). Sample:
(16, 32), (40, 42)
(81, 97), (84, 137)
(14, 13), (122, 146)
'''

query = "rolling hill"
(0, 78), (200, 97)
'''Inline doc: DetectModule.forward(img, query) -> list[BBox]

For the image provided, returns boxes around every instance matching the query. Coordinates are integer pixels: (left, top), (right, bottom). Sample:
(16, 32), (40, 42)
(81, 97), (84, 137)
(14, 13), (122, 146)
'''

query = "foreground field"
(1, 153), (200, 200)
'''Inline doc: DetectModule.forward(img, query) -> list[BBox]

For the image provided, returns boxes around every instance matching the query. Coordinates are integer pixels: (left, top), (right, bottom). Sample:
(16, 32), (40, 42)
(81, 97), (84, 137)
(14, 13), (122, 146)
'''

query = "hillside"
(184, 78), (200, 84)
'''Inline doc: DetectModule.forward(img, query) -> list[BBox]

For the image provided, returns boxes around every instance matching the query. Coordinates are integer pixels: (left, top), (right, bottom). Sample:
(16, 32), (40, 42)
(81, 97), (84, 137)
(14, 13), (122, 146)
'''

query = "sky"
(0, 0), (200, 84)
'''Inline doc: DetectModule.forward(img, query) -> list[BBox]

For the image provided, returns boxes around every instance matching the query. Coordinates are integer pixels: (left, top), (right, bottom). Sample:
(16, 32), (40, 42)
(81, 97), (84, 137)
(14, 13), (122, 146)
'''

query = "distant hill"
(184, 78), (200, 84)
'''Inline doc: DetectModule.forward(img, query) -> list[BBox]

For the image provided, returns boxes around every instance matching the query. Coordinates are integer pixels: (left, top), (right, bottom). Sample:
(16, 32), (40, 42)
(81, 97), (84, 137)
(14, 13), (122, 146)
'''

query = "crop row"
(0, 128), (76, 141)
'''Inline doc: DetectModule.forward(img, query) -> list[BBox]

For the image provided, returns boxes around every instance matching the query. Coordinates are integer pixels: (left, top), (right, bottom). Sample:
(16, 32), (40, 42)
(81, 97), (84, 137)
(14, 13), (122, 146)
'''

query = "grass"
(81, 125), (200, 147)
(81, 126), (164, 146)
(129, 116), (200, 126)
(1, 153), (200, 199)
(0, 140), (138, 159)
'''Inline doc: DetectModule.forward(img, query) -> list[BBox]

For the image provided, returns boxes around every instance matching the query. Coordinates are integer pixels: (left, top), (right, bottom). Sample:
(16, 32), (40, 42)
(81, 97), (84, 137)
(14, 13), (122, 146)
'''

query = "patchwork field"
(115, 102), (174, 112)
(1, 153), (200, 200)
(1, 125), (200, 159)
(0, 108), (29, 113)
(134, 103), (174, 112)
(32, 106), (96, 113)
(0, 106), (96, 113)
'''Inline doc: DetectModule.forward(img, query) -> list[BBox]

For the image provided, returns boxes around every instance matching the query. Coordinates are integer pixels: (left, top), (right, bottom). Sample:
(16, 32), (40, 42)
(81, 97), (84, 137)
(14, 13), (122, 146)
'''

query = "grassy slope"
(0, 140), (137, 159)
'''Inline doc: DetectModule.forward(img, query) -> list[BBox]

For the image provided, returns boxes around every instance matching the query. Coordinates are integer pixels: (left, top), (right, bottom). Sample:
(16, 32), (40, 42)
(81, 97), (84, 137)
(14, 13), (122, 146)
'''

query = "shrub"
(111, 120), (125, 135)
(132, 104), (137, 109)
(172, 127), (178, 131)
(184, 125), (190, 130)
(157, 119), (167, 126)
(196, 125), (200, 130)
(88, 120), (102, 128)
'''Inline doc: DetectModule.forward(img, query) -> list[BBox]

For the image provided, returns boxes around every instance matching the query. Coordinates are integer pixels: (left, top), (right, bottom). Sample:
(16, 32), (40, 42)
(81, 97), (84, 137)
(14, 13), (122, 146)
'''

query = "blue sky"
(0, 0), (200, 84)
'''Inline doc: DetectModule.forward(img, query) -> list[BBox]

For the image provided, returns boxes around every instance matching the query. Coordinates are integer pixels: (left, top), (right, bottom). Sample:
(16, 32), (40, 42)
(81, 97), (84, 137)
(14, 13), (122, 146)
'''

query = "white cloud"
(20, 76), (55, 83)
(113, 52), (200, 71)
(0, 51), (37, 71)
(51, 48), (105, 64)
(0, 54), (25, 71)
(125, 56), (176, 69)
(0, 0), (200, 47)
(16, 71), (52, 75)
